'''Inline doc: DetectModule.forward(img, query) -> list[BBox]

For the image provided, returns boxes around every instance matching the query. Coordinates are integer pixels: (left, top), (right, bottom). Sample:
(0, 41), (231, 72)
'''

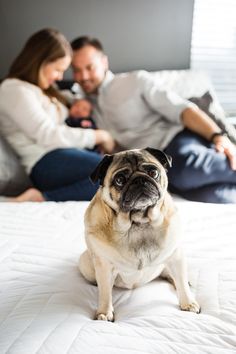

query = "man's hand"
(213, 135), (236, 170)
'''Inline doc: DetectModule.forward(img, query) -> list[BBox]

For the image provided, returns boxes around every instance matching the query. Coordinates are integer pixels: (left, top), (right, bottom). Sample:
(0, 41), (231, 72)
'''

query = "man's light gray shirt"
(82, 70), (196, 150)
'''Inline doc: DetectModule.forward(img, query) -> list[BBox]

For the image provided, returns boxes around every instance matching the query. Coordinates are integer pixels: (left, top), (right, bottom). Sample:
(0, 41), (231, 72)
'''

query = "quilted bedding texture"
(0, 200), (235, 354)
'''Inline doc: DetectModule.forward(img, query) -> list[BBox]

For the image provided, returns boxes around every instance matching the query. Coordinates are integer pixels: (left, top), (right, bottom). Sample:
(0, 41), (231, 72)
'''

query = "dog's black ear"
(145, 147), (172, 169)
(90, 154), (114, 185)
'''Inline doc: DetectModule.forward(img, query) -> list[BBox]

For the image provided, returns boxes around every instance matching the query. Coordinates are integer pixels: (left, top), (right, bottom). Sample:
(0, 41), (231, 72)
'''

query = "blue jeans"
(164, 129), (236, 203)
(30, 148), (102, 201)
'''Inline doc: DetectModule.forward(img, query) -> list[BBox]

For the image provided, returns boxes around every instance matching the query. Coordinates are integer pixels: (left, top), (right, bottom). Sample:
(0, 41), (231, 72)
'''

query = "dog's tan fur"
(79, 149), (200, 321)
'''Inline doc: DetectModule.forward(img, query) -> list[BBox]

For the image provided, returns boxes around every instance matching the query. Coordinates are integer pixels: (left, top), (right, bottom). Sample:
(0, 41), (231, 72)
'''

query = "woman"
(0, 28), (115, 202)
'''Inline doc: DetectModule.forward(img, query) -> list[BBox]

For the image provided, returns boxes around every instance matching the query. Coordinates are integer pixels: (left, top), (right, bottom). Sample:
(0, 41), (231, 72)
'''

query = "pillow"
(0, 134), (32, 196)
(189, 91), (236, 145)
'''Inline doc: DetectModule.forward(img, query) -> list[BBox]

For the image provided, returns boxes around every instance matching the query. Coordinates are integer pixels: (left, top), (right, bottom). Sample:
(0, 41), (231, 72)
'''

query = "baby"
(65, 99), (97, 129)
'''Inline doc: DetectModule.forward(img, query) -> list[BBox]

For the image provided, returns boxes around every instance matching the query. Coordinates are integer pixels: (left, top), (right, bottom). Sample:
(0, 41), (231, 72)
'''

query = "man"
(70, 36), (236, 203)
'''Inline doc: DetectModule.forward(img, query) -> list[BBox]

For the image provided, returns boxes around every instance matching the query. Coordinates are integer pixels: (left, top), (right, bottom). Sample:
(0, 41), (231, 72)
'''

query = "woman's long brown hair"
(7, 28), (72, 105)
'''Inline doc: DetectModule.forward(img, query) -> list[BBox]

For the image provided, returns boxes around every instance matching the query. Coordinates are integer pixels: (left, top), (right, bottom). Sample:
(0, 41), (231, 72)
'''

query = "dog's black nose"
(133, 176), (149, 186)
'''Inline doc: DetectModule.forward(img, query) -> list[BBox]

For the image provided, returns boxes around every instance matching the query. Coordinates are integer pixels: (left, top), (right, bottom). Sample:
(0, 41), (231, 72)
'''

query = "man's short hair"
(71, 36), (104, 52)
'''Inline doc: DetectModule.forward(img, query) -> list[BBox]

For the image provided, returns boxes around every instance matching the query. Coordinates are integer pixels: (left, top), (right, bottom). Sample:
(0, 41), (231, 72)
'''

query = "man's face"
(72, 45), (108, 94)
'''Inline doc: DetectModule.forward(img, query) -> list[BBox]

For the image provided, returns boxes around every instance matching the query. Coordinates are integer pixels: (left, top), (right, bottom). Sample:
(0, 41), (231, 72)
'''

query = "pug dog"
(79, 148), (200, 321)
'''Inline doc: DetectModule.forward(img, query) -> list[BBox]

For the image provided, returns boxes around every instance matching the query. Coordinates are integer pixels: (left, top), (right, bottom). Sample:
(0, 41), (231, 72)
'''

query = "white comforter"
(0, 200), (235, 354)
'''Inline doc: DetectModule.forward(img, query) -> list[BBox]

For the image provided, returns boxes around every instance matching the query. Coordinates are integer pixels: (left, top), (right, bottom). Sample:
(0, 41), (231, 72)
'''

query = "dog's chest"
(124, 222), (161, 268)
(113, 222), (170, 289)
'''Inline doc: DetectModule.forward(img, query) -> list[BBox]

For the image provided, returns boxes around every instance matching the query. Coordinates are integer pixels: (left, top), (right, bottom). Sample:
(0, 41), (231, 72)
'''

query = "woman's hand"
(95, 130), (116, 154)
(213, 135), (236, 170)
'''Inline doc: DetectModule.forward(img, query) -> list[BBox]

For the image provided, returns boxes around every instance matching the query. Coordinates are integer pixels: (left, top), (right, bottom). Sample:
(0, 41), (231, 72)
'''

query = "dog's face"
(91, 148), (172, 212)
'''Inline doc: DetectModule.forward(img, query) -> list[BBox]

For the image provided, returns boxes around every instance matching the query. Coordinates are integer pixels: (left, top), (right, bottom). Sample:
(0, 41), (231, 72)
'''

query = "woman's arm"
(4, 83), (114, 153)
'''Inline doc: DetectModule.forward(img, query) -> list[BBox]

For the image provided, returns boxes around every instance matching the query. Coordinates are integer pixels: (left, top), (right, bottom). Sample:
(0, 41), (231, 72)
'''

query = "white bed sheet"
(0, 200), (235, 354)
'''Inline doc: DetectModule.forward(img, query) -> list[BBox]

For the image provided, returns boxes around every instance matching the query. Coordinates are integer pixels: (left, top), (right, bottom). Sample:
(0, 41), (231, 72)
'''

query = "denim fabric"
(30, 148), (102, 201)
(165, 129), (236, 203)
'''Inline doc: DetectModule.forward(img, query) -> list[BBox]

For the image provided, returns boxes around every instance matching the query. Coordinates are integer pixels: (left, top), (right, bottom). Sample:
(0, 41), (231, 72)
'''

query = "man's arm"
(182, 107), (236, 170)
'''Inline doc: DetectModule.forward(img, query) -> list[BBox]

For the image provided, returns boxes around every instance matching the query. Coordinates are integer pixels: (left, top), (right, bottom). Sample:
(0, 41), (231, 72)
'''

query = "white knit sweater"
(0, 79), (96, 173)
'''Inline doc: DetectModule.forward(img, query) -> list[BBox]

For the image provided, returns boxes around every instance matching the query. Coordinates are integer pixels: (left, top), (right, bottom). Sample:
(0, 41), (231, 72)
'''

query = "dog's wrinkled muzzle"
(120, 175), (161, 212)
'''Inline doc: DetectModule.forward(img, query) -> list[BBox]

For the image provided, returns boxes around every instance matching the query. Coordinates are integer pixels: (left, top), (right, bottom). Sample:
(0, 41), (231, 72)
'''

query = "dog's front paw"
(95, 311), (115, 322)
(180, 301), (201, 314)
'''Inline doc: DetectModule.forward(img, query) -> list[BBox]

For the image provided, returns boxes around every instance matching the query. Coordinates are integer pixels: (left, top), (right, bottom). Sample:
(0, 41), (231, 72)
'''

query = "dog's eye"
(114, 175), (126, 187)
(148, 169), (159, 179)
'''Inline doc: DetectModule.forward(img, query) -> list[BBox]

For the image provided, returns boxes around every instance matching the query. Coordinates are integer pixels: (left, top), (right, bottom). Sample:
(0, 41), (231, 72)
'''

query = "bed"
(0, 199), (235, 354)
